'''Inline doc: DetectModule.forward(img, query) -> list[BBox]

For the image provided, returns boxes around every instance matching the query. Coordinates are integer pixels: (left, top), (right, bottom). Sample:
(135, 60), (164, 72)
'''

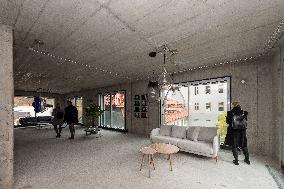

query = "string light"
(133, 18), (284, 81)
(16, 19), (284, 91)
(27, 47), (131, 81)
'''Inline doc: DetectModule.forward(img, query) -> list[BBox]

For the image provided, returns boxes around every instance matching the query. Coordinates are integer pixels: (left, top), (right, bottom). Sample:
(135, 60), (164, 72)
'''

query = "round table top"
(140, 147), (157, 155)
(149, 143), (179, 154)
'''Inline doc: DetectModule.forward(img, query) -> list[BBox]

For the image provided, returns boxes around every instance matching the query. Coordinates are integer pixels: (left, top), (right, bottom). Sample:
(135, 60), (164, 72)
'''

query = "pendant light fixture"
(147, 70), (159, 102)
(157, 45), (173, 90)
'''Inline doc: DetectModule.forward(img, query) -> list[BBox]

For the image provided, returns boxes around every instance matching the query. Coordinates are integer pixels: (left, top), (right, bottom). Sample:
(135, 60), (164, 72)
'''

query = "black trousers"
(68, 123), (75, 138)
(53, 124), (62, 135)
(232, 129), (249, 161)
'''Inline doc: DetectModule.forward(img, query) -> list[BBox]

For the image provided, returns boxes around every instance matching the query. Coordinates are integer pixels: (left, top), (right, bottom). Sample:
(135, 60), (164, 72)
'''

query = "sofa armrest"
(150, 128), (160, 137)
(213, 135), (219, 157)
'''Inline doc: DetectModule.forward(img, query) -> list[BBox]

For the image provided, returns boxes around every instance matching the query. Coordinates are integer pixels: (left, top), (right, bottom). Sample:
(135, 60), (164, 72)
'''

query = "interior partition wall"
(99, 91), (126, 131)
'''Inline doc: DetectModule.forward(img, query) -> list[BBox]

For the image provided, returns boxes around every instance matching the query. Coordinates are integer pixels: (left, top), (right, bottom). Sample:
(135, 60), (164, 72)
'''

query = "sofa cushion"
(171, 126), (187, 139)
(197, 127), (217, 142)
(151, 135), (182, 146)
(187, 126), (200, 141)
(160, 125), (172, 136)
(177, 140), (213, 155)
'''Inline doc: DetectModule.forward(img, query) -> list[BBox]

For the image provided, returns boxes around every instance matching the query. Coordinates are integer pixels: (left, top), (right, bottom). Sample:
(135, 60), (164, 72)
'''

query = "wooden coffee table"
(149, 143), (179, 171)
(139, 147), (157, 178)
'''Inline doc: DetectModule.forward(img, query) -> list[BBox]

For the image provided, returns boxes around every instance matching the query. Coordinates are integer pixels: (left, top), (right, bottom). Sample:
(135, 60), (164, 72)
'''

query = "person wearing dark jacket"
(52, 103), (64, 138)
(64, 101), (78, 139)
(226, 102), (250, 165)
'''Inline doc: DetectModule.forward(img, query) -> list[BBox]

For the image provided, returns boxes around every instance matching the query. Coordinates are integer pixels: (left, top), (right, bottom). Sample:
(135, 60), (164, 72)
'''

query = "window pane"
(111, 91), (125, 129)
(163, 86), (189, 126)
(103, 94), (111, 126)
(161, 77), (230, 144)
(189, 80), (228, 127)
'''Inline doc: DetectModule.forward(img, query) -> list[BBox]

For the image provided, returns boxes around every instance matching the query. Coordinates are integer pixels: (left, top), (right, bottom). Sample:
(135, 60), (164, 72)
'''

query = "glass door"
(102, 94), (111, 127)
(99, 91), (126, 130)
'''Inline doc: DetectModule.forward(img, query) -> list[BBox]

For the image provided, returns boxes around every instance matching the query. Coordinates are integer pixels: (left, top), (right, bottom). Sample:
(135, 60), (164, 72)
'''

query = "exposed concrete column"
(0, 25), (14, 189)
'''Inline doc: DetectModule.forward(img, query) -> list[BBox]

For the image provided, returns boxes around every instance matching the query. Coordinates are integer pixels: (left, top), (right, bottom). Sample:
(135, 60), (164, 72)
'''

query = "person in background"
(64, 101), (78, 139)
(226, 102), (250, 165)
(52, 103), (64, 138)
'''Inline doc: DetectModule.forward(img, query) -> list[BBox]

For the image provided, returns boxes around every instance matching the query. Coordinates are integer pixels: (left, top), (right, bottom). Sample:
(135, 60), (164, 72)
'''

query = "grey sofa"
(150, 125), (219, 161)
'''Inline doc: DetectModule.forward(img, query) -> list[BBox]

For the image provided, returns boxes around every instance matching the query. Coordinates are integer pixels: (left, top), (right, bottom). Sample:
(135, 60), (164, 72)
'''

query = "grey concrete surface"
(70, 56), (281, 163)
(14, 128), (282, 189)
(1, 1), (283, 93)
(0, 24), (14, 189)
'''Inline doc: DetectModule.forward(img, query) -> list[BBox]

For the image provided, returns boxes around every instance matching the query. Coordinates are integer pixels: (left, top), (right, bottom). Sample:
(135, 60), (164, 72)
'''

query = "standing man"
(64, 100), (78, 139)
(52, 103), (64, 138)
(226, 102), (250, 165)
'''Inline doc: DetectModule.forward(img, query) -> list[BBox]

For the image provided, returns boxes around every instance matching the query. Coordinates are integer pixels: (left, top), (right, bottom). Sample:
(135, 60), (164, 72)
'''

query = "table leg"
(169, 154), (173, 171)
(151, 155), (155, 170)
(167, 154), (170, 160)
(148, 155), (151, 178)
(140, 154), (145, 171)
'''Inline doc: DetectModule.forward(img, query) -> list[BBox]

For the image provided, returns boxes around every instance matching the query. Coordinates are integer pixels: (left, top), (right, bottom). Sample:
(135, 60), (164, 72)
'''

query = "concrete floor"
(14, 127), (283, 189)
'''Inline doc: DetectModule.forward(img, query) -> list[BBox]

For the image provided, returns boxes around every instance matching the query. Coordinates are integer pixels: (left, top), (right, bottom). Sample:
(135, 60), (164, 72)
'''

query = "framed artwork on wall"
(134, 94), (148, 118)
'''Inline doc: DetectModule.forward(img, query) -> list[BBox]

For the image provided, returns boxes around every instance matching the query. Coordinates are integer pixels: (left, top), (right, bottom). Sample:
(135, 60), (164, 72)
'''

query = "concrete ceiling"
(0, 0), (283, 94)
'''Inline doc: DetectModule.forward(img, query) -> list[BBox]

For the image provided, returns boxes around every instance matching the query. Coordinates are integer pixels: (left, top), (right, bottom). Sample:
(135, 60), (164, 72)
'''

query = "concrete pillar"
(0, 25), (14, 188)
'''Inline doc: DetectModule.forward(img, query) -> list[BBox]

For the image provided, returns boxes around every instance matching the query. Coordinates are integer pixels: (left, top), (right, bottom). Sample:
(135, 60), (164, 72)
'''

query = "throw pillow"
(160, 125), (172, 136)
(187, 126), (200, 141)
(197, 127), (217, 142)
(171, 125), (187, 139)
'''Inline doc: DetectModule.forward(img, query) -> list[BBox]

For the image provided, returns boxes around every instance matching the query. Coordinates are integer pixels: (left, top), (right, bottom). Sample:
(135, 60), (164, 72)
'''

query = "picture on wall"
(141, 113), (147, 118)
(134, 101), (140, 106)
(141, 100), (147, 106)
(134, 107), (140, 112)
(133, 94), (148, 118)
(134, 95), (140, 100)
(141, 94), (147, 100)
(141, 107), (148, 112)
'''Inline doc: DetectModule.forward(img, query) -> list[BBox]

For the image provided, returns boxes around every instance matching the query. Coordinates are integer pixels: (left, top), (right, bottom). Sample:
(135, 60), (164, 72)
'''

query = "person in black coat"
(52, 103), (64, 138)
(226, 102), (250, 165)
(64, 101), (78, 139)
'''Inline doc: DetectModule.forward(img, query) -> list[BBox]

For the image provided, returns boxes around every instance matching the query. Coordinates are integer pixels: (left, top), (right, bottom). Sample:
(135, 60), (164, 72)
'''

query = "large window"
(161, 77), (230, 128)
(13, 97), (55, 126)
(99, 91), (126, 130)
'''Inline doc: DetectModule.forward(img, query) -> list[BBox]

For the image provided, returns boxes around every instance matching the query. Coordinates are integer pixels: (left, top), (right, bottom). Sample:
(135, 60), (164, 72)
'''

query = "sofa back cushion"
(197, 127), (217, 142)
(171, 126), (187, 139)
(160, 125), (172, 136)
(187, 126), (200, 141)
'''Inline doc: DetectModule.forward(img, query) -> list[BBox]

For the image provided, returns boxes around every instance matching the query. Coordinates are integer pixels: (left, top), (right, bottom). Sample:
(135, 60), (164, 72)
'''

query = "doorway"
(99, 91), (126, 130)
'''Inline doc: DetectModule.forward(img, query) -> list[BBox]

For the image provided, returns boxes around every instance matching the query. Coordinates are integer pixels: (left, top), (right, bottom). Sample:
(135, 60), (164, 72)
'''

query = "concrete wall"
(271, 44), (284, 167)
(0, 25), (14, 189)
(71, 57), (279, 160)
